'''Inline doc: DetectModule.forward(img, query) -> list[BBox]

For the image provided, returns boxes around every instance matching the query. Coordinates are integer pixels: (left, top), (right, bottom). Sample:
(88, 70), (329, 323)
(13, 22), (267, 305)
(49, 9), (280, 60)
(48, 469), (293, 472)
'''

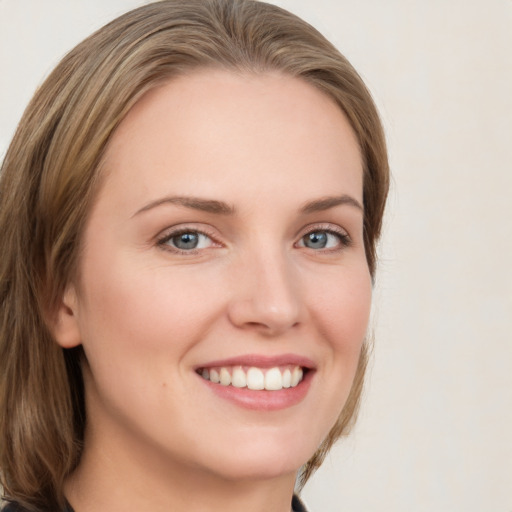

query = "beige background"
(1, 1), (511, 510)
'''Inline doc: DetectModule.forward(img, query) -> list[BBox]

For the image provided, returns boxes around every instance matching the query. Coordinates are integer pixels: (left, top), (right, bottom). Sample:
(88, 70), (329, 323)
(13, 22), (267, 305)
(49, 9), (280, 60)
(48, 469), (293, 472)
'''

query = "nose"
(227, 249), (303, 336)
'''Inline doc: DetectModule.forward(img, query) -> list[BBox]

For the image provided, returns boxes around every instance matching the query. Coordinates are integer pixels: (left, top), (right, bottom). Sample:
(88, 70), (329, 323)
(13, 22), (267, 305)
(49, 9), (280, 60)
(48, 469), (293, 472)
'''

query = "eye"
(297, 228), (350, 251)
(158, 230), (216, 252)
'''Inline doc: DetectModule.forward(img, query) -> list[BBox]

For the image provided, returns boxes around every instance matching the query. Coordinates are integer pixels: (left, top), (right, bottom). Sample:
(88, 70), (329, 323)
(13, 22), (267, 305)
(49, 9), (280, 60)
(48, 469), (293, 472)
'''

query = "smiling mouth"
(196, 365), (306, 391)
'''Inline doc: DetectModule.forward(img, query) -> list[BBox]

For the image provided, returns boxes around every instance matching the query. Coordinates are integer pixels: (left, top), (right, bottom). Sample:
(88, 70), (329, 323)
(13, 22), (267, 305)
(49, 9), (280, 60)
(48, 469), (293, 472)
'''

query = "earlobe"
(50, 285), (82, 348)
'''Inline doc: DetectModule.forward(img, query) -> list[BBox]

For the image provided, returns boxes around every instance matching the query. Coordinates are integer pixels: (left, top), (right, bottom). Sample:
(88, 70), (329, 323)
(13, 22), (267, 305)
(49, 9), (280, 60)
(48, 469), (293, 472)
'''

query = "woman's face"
(58, 70), (371, 483)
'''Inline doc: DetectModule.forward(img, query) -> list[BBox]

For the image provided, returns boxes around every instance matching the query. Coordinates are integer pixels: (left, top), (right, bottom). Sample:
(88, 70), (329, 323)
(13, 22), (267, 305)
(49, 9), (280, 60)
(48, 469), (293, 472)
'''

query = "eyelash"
(296, 224), (352, 252)
(157, 227), (219, 255)
(156, 224), (352, 255)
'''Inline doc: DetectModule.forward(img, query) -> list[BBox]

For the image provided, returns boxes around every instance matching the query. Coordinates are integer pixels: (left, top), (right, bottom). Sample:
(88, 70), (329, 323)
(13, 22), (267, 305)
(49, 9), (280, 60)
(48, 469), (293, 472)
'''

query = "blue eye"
(172, 232), (200, 250)
(299, 230), (349, 250)
(303, 232), (328, 249)
(162, 231), (214, 251)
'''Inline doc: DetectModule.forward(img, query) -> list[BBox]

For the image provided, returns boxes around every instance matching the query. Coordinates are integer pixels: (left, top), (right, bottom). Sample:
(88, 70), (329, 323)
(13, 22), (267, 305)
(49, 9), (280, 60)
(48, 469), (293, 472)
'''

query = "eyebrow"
(133, 196), (235, 217)
(133, 193), (363, 218)
(300, 195), (363, 214)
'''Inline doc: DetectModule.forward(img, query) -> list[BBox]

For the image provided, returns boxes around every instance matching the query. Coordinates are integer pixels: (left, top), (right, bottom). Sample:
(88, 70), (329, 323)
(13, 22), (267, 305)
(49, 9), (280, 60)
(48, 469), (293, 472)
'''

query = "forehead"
(99, 69), (363, 209)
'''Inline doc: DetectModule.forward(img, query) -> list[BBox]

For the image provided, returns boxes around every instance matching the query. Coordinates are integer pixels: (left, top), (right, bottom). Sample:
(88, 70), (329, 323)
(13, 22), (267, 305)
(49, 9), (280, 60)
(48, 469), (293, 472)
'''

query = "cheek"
(74, 257), (229, 431)
(76, 255), (226, 368)
(306, 263), (372, 409)
(309, 264), (372, 351)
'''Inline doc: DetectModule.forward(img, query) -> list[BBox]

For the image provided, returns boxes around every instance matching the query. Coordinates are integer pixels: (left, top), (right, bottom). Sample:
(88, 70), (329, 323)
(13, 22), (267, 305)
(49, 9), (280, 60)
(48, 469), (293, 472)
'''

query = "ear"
(50, 285), (82, 348)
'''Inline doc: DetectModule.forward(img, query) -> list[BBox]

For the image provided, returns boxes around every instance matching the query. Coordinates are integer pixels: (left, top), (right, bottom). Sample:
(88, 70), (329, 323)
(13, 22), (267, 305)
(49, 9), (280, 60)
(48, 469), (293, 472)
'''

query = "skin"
(53, 70), (372, 512)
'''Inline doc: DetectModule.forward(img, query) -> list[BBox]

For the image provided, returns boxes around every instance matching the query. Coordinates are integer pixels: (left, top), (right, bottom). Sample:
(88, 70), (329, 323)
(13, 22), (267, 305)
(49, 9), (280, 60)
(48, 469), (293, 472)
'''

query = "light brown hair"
(0, 1), (389, 510)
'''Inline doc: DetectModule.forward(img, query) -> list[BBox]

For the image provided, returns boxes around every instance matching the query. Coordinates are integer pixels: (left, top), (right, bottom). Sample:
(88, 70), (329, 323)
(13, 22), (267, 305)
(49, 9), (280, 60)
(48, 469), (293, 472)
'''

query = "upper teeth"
(199, 365), (304, 391)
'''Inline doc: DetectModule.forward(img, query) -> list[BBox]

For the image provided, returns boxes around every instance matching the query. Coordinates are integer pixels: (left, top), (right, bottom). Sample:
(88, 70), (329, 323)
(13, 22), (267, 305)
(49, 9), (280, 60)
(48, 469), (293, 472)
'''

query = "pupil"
(306, 232), (327, 249)
(174, 232), (198, 249)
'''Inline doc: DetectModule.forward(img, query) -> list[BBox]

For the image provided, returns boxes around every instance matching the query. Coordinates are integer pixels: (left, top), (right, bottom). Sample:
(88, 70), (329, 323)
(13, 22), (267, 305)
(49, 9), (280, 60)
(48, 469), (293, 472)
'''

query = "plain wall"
(1, 1), (511, 510)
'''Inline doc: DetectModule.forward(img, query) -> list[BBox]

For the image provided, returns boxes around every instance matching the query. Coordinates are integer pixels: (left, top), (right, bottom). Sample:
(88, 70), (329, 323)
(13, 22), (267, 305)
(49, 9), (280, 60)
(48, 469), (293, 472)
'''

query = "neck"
(65, 424), (297, 512)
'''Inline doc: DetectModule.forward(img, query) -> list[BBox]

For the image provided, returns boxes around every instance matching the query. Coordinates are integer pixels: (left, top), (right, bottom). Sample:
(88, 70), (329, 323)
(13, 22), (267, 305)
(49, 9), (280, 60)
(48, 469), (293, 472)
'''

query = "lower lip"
(198, 370), (313, 411)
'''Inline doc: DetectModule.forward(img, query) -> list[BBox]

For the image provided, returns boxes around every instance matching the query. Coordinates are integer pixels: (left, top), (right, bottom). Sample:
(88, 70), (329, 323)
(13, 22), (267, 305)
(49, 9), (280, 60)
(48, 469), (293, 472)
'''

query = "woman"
(0, 1), (389, 511)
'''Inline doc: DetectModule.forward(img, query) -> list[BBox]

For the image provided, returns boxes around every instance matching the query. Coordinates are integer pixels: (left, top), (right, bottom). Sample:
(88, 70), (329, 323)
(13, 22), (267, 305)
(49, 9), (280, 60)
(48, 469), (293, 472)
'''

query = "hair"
(0, 0), (389, 510)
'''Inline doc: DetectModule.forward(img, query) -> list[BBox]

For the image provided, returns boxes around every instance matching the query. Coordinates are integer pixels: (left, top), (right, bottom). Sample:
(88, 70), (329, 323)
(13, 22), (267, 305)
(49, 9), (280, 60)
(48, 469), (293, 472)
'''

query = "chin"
(194, 431), (318, 483)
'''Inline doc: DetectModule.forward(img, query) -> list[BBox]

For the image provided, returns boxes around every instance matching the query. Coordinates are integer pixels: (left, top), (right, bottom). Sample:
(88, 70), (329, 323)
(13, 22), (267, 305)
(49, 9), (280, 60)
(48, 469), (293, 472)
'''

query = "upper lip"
(195, 353), (315, 370)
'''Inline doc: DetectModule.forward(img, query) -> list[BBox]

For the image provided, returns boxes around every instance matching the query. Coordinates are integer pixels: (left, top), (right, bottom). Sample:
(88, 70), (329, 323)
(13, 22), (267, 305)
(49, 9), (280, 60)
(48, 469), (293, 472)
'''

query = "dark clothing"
(292, 494), (309, 511)
(2, 494), (308, 511)
(1, 503), (73, 512)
